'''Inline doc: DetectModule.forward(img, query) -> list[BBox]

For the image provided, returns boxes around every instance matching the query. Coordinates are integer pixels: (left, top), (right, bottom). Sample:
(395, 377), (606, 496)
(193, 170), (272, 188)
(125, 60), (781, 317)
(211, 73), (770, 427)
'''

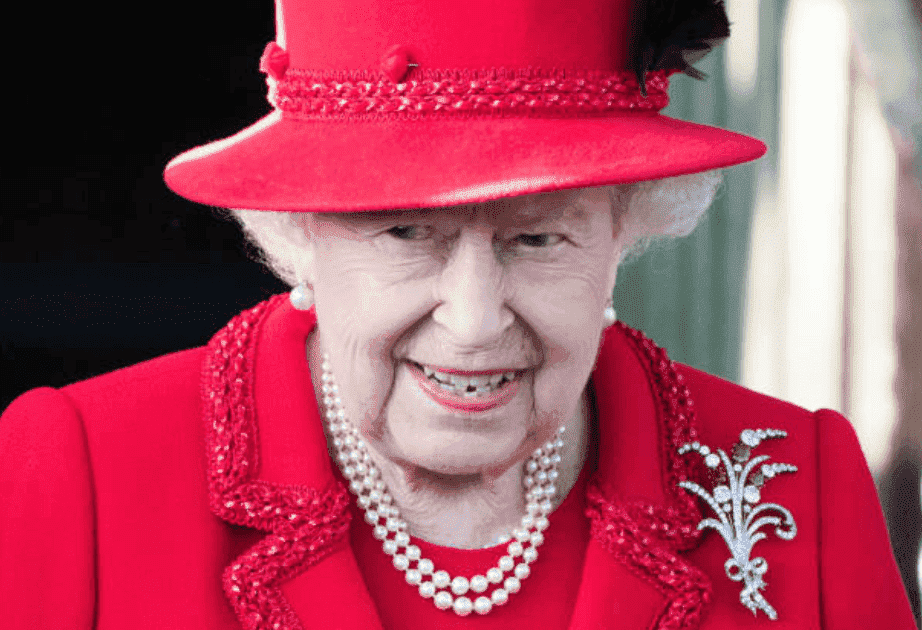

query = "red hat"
(163, 0), (766, 213)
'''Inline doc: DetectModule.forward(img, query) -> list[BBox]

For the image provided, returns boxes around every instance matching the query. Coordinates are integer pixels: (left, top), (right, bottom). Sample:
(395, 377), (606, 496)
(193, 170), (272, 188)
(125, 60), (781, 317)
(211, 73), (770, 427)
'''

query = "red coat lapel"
(202, 297), (711, 630)
(568, 326), (711, 630)
(202, 296), (382, 629)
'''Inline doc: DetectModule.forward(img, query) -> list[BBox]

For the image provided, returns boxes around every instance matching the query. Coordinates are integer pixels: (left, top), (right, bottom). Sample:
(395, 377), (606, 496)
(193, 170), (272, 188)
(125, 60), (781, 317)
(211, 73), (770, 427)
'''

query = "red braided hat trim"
(265, 61), (670, 119)
(203, 295), (352, 630)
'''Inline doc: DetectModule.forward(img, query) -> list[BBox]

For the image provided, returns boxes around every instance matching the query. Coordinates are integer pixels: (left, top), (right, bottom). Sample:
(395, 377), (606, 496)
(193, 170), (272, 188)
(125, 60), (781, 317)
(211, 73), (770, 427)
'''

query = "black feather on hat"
(630, 0), (731, 96)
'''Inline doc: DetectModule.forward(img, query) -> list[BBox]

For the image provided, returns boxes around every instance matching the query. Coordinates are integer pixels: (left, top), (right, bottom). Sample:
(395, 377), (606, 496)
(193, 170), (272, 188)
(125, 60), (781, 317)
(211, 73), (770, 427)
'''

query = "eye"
(514, 233), (564, 248)
(386, 225), (433, 241)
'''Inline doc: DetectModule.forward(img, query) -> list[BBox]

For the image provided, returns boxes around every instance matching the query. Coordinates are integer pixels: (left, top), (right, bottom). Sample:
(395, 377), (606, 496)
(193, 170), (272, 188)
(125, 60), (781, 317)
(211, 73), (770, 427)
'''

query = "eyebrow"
(498, 197), (590, 227)
(521, 203), (586, 221)
(321, 208), (435, 229)
(323, 191), (591, 229)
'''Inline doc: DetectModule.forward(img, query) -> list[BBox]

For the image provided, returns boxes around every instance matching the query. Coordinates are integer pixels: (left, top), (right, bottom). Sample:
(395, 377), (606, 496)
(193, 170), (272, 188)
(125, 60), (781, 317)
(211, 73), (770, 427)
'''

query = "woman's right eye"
(386, 225), (433, 240)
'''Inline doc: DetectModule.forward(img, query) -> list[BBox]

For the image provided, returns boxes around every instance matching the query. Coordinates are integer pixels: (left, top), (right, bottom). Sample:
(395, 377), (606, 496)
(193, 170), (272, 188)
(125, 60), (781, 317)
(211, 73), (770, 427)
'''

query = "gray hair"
(223, 170), (723, 288)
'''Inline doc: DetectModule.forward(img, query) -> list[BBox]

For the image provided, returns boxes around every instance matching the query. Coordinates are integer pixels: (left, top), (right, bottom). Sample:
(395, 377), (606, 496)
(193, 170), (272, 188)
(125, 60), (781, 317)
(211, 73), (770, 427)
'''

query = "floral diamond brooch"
(678, 429), (798, 620)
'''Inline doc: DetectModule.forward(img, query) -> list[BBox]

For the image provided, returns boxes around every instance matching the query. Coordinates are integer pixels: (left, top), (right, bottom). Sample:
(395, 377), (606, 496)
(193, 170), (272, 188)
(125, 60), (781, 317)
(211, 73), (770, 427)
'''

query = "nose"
(432, 225), (515, 347)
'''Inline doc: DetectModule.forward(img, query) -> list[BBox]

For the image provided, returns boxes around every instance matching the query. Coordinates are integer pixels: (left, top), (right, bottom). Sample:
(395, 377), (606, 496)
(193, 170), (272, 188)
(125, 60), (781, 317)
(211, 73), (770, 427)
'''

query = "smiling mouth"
(408, 361), (521, 398)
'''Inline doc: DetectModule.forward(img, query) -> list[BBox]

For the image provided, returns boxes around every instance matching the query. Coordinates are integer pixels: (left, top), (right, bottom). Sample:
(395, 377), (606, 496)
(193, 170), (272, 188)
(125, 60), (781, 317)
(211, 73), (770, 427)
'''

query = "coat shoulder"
(3, 346), (209, 461)
(674, 362), (821, 448)
(674, 363), (869, 471)
(61, 346), (207, 408)
(74, 347), (209, 447)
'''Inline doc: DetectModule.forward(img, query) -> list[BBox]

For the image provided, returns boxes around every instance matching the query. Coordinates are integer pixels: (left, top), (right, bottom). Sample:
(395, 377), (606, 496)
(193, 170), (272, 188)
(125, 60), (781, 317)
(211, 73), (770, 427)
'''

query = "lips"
(408, 361), (524, 412)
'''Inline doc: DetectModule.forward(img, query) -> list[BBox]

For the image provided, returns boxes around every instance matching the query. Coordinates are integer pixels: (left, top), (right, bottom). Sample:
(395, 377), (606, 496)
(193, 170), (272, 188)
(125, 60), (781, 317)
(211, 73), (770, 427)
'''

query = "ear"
(303, 243), (317, 289)
(603, 184), (633, 297)
(295, 213), (318, 288)
(605, 245), (622, 304)
(607, 204), (630, 300)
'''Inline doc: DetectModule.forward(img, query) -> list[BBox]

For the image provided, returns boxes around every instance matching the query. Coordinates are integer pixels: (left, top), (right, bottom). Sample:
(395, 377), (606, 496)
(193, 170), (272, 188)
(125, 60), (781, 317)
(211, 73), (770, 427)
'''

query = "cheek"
(507, 265), (611, 427)
(510, 264), (611, 354)
(529, 330), (600, 429)
(312, 251), (438, 436)
(312, 238), (437, 326)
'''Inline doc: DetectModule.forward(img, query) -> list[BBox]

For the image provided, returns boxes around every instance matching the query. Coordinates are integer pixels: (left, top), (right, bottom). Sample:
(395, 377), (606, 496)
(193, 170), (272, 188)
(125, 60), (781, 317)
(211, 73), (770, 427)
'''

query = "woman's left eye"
(386, 225), (433, 241)
(514, 233), (564, 248)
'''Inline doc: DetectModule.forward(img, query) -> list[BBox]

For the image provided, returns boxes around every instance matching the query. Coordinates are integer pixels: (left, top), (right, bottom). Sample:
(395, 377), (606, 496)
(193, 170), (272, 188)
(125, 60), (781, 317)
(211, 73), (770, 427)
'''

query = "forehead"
(314, 187), (607, 228)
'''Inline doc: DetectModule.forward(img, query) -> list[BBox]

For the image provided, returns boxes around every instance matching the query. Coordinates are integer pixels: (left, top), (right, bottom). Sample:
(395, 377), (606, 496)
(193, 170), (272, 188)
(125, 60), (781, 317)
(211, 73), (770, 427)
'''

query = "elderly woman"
(0, 0), (915, 628)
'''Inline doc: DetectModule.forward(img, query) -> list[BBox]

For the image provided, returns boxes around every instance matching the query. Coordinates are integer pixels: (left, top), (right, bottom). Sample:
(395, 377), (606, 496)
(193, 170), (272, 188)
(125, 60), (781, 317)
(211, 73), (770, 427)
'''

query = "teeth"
(418, 363), (519, 397)
(448, 375), (479, 389)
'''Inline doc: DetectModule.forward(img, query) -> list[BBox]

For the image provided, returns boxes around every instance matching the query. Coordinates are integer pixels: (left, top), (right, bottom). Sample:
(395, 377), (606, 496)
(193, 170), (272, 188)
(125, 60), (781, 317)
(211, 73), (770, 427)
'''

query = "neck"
(307, 331), (590, 549)
(373, 399), (588, 549)
(369, 456), (528, 548)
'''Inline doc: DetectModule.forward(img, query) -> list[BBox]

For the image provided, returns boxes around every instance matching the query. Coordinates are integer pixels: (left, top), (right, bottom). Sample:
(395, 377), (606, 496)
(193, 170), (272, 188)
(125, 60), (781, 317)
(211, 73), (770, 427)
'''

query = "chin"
(386, 423), (530, 476)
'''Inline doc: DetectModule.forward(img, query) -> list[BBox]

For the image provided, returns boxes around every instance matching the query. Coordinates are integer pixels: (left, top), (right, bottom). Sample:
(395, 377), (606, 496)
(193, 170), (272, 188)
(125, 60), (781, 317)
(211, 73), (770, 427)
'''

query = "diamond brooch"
(678, 428), (798, 620)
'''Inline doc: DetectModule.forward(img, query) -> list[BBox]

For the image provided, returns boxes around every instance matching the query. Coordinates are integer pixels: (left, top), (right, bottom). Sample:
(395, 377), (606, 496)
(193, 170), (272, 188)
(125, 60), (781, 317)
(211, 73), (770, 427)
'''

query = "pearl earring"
(289, 283), (314, 310)
(603, 301), (617, 326)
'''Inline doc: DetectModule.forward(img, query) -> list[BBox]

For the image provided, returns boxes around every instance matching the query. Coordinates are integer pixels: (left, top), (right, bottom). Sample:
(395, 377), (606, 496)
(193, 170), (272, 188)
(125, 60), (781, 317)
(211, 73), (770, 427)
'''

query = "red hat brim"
(163, 111), (766, 212)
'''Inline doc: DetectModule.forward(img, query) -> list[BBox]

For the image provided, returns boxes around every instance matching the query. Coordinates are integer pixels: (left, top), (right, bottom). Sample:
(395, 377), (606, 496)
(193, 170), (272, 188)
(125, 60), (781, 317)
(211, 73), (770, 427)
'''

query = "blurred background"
(2, 0), (920, 623)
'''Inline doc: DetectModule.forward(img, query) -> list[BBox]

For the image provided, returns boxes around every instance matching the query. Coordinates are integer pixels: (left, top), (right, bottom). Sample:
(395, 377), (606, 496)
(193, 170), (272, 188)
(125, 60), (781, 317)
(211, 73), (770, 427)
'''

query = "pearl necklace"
(320, 354), (565, 617)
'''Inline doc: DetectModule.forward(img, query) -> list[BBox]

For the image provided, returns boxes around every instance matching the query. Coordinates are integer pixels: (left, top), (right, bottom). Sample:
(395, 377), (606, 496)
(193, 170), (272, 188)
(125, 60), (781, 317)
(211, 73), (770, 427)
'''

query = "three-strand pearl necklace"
(320, 354), (565, 617)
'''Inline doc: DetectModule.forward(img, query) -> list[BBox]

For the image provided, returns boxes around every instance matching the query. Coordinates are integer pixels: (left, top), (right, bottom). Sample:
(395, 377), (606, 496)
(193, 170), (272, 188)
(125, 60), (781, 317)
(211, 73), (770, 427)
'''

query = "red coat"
(1, 295), (914, 629)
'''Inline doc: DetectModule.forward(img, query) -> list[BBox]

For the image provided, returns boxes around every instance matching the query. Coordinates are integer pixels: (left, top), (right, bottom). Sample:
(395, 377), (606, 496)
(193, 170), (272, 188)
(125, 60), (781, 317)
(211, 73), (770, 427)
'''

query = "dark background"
(2, 3), (290, 410)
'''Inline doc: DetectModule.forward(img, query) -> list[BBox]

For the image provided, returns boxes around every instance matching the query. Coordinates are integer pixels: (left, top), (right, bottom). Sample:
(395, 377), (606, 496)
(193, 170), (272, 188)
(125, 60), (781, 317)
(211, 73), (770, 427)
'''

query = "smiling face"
(301, 187), (625, 479)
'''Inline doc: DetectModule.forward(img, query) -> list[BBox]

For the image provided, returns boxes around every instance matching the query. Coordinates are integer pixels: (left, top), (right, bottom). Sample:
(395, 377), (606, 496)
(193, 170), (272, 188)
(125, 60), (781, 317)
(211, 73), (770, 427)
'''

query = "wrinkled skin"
(301, 187), (626, 548)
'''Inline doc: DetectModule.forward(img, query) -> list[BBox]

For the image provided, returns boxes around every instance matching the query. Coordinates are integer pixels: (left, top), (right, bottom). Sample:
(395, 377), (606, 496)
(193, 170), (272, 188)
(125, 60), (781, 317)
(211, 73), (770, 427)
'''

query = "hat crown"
(277, 0), (633, 73)
(164, 0), (766, 213)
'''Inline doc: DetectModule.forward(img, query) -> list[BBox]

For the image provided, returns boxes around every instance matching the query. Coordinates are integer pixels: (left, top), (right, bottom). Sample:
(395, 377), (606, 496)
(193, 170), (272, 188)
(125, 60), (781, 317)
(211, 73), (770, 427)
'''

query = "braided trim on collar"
(202, 295), (352, 630)
(585, 324), (712, 629)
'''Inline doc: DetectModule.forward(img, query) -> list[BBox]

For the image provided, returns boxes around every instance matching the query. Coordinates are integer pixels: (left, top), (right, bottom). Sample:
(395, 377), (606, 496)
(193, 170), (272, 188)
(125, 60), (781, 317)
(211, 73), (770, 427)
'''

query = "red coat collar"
(202, 295), (712, 629)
